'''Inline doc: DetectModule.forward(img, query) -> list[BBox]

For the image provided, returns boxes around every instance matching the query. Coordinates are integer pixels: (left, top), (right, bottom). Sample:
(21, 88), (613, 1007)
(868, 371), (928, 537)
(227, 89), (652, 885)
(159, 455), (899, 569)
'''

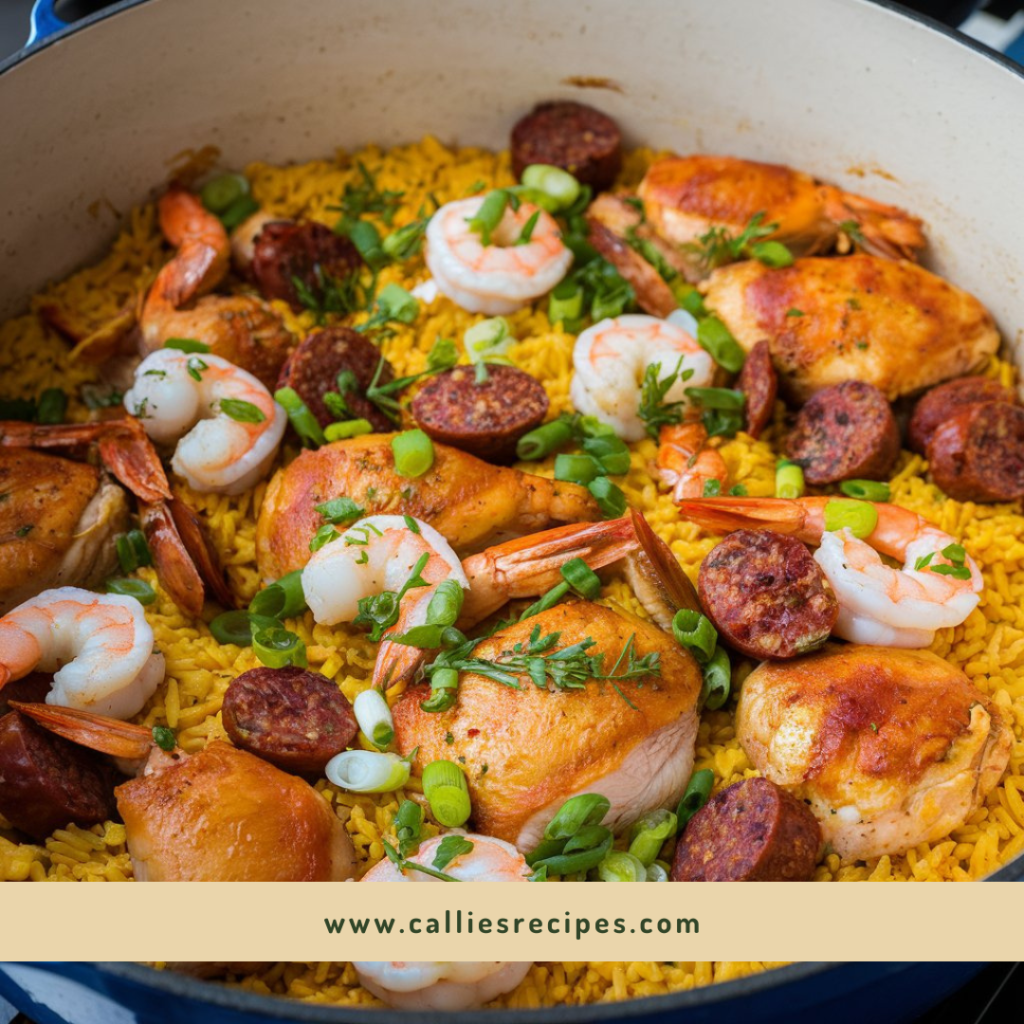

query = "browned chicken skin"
(702, 255), (999, 402)
(392, 602), (703, 852)
(0, 449), (128, 614)
(639, 155), (926, 262)
(256, 434), (600, 580)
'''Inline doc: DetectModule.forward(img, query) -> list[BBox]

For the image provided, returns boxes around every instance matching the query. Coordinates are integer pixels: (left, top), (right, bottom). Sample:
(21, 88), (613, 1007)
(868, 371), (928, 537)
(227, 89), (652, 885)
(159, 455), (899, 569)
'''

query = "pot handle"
(27, 0), (68, 46)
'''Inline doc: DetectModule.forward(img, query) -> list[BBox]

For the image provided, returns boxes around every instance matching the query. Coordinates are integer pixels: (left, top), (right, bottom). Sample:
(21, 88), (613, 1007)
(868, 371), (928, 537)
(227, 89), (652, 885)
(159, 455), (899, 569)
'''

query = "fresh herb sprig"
(638, 357), (695, 439)
(353, 552), (432, 641)
(914, 542), (972, 581)
(686, 212), (794, 271)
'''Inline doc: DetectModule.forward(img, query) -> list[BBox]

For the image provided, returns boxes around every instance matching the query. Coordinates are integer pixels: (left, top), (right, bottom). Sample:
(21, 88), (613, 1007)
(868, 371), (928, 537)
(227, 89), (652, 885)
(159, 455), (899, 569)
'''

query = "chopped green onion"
(427, 578), (465, 626)
(554, 453), (603, 486)
(703, 479), (721, 497)
(420, 666), (459, 712)
(209, 610), (258, 646)
(679, 287), (709, 319)
(749, 240), (794, 268)
(219, 398), (267, 424)
(840, 479), (891, 502)
(36, 388), (67, 425)
(544, 793), (610, 841)
(273, 386), (324, 447)
(516, 210), (542, 245)
(115, 529), (152, 574)
(201, 173), (249, 214)
(464, 317), (513, 365)
(152, 725), (176, 752)
(315, 496), (365, 524)
(354, 688), (395, 749)
(375, 283), (419, 323)
(104, 578), (156, 605)
(518, 581), (570, 621)
(422, 759), (471, 827)
(382, 217), (429, 261)
(516, 418), (575, 461)
(549, 280), (584, 326)
(220, 194), (260, 232)
(467, 189), (510, 245)
(700, 647), (732, 711)
(598, 850), (647, 882)
(324, 419), (373, 442)
(696, 317), (746, 374)
(646, 860), (671, 882)
(627, 808), (678, 866)
(325, 750), (410, 793)
(520, 164), (582, 210)
(391, 429), (434, 478)
(560, 558), (602, 601)
(776, 459), (806, 499)
(588, 476), (627, 519)
(249, 569), (307, 619)
(528, 826), (613, 876)
(671, 609), (717, 665)
(163, 337), (210, 354)
(252, 624), (307, 669)
(823, 498), (879, 540)
(346, 219), (389, 270)
(581, 435), (631, 475)
(676, 768), (715, 828)
(685, 386), (745, 410)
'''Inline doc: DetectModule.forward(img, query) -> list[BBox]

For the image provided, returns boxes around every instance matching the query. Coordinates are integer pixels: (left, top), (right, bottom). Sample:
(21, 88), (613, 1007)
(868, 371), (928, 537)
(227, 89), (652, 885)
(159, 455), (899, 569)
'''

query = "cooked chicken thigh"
(736, 645), (1012, 860)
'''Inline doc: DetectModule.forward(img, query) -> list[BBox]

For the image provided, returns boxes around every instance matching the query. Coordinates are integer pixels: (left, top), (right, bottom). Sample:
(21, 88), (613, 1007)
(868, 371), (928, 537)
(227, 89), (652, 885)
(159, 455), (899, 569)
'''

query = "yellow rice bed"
(1, 137), (1023, 1004)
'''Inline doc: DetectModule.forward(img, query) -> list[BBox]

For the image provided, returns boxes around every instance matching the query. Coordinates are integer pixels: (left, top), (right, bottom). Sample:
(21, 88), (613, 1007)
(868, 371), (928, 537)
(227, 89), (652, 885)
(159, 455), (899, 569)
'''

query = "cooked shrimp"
(374, 514), (654, 688)
(425, 197), (572, 315)
(570, 314), (715, 442)
(656, 422), (729, 501)
(302, 515), (468, 626)
(10, 703), (356, 881)
(361, 833), (528, 883)
(255, 433), (601, 580)
(139, 188), (292, 389)
(676, 496), (983, 647)
(0, 587), (164, 719)
(124, 349), (286, 495)
(354, 959), (532, 1012)
(638, 155), (926, 262)
(737, 645), (1012, 860)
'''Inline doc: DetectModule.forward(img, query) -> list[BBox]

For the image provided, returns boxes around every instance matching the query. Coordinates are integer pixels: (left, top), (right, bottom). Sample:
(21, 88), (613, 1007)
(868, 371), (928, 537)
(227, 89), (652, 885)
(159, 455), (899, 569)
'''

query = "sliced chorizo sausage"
(735, 340), (778, 440)
(221, 666), (358, 774)
(276, 326), (395, 432)
(411, 364), (549, 464)
(698, 529), (838, 660)
(0, 710), (116, 841)
(785, 380), (899, 485)
(926, 401), (1024, 503)
(251, 221), (362, 311)
(907, 376), (1015, 454)
(670, 777), (822, 882)
(511, 101), (623, 191)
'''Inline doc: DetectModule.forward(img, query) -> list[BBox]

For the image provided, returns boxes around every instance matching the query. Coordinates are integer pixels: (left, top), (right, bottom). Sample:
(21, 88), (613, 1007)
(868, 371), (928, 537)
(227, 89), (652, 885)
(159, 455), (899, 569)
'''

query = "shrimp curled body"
(0, 587), (164, 719)
(425, 198), (572, 315)
(301, 515), (468, 627)
(571, 315), (715, 442)
(124, 350), (286, 496)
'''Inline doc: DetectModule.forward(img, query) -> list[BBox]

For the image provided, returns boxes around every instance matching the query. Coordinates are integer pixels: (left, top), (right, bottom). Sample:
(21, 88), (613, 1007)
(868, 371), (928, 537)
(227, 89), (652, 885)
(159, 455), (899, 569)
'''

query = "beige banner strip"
(1, 882), (1022, 960)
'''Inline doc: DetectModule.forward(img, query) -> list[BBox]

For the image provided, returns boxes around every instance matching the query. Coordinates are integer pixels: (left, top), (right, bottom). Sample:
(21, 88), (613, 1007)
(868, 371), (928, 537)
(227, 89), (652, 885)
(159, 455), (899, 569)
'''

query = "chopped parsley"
(637, 357), (694, 439)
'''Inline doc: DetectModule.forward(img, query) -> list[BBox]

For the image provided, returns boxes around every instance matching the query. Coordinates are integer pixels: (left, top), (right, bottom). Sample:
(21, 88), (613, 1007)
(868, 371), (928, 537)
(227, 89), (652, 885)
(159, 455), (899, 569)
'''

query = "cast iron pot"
(0, 0), (1020, 1020)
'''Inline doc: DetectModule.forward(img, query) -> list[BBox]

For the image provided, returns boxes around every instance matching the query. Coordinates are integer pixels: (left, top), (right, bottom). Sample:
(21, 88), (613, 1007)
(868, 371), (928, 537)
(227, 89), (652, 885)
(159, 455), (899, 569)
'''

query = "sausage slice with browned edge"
(926, 401), (1024, 503)
(251, 221), (362, 311)
(221, 666), (358, 774)
(277, 326), (395, 431)
(698, 529), (838, 660)
(907, 376), (1015, 454)
(0, 710), (116, 841)
(736, 340), (778, 439)
(411, 364), (549, 464)
(511, 101), (623, 191)
(671, 777), (822, 881)
(785, 380), (899, 485)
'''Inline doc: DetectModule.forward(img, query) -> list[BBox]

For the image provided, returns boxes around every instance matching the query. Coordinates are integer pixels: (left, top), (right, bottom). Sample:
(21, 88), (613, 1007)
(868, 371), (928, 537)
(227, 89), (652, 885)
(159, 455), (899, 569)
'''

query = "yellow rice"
(1, 137), (1023, 1004)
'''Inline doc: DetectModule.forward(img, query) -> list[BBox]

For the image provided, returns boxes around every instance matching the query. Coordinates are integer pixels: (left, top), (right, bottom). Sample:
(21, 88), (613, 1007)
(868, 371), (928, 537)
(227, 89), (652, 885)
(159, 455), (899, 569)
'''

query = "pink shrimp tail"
(821, 186), (926, 262)
(9, 701), (158, 759)
(676, 496), (812, 539)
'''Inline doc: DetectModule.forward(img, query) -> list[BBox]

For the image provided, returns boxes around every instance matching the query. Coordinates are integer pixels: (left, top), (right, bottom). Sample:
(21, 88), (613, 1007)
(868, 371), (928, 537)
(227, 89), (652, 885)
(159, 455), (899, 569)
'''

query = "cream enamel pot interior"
(0, 0), (1021, 1020)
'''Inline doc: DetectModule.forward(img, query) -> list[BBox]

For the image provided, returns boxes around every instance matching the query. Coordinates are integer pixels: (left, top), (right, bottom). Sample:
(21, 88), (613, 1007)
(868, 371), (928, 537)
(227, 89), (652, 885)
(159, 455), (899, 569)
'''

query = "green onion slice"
(201, 173), (250, 214)
(252, 624), (307, 669)
(249, 569), (307, 620)
(422, 759), (471, 827)
(391, 429), (434, 478)
(627, 808), (678, 867)
(273, 386), (324, 447)
(104, 578), (156, 605)
(840, 479), (891, 502)
(700, 646), (732, 711)
(598, 850), (648, 883)
(561, 558), (602, 601)
(646, 860), (671, 882)
(543, 793), (610, 841)
(554, 453), (603, 486)
(588, 476), (627, 519)
(325, 750), (411, 793)
(516, 418), (575, 461)
(209, 610), (259, 646)
(420, 666), (459, 712)
(671, 609), (718, 665)
(776, 459), (806, 499)
(36, 388), (67, 425)
(354, 688), (395, 750)
(220, 194), (260, 232)
(696, 317), (746, 374)
(676, 768), (715, 828)
(520, 164), (582, 210)
(823, 498), (879, 540)
(163, 338), (210, 354)
(324, 419), (373, 442)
